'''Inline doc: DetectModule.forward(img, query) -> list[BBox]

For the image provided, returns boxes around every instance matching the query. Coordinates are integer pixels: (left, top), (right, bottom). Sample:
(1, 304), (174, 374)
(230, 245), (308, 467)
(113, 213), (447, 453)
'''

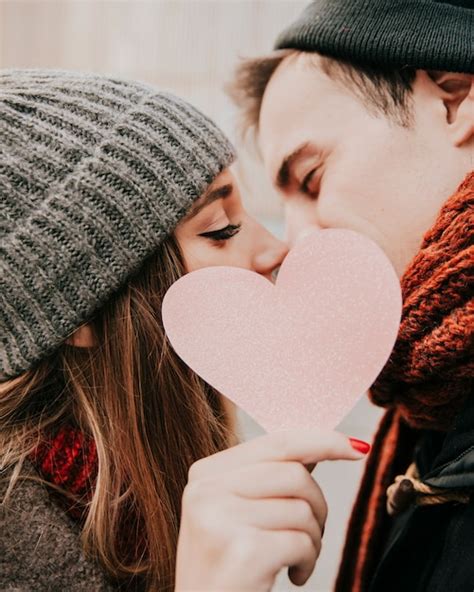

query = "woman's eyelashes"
(199, 223), (242, 242)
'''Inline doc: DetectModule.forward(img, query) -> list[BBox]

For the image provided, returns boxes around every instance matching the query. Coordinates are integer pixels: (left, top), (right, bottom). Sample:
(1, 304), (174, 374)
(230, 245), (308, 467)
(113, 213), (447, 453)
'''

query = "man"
(230, 1), (473, 591)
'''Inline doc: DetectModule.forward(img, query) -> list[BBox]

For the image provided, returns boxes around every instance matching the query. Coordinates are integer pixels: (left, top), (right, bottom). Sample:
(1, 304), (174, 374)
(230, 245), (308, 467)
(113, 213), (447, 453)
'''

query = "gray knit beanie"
(1, 69), (235, 379)
(276, 0), (474, 74)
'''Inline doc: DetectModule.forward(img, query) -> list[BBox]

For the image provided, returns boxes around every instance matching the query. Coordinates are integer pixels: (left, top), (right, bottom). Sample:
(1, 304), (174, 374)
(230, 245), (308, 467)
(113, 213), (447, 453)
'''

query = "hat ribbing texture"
(276, 0), (474, 73)
(1, 69), (235, 378)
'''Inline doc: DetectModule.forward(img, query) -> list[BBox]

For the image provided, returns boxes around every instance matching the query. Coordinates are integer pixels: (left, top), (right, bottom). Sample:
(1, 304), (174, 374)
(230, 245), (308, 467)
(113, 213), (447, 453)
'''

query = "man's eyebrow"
(185, 183), (233, 220)
(276, 143), (311, 189)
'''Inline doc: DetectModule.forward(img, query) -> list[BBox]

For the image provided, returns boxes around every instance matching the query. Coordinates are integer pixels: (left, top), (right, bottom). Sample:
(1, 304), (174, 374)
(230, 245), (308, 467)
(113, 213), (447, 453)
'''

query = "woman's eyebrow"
(185, 183), (233, 220)
(275, 142), (312, 189)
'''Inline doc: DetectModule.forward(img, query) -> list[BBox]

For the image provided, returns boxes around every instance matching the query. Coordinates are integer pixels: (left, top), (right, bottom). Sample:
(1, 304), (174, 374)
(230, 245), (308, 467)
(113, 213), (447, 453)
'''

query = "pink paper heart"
(162, 229), (401, 432)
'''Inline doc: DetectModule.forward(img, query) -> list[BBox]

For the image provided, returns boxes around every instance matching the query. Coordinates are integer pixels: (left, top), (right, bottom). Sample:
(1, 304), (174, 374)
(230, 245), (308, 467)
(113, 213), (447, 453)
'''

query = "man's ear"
(429, 71), (474, 147)
(65, 323), (95, 347)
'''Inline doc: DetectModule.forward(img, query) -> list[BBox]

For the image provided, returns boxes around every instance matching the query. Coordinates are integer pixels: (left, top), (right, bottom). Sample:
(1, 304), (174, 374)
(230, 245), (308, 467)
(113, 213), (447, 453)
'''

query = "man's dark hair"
(228, 49), (417, 135)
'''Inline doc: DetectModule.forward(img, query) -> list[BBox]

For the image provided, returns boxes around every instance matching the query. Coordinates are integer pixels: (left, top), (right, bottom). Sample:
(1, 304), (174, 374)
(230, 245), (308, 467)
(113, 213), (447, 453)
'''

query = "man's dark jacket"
(370, 394), (474, 592)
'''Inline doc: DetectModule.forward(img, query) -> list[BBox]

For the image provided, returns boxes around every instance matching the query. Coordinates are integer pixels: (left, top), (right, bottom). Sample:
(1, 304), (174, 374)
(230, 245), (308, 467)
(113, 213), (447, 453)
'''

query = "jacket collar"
(422, 395), (474, 489)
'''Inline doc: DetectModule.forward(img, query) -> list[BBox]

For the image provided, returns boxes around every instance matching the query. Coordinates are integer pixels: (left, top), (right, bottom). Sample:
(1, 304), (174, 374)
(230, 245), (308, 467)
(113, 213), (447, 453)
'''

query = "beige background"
(0, 2), (383, 589)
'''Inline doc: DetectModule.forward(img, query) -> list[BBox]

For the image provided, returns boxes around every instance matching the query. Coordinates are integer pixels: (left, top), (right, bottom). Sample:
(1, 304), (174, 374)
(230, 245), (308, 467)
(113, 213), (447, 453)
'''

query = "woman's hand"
(175, 429), (369, 591)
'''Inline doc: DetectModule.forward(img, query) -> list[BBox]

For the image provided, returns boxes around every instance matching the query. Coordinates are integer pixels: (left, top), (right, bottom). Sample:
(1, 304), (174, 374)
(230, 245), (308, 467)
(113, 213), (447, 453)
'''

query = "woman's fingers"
(219, 461), (328, 529)
(179, 429), (370, 591)
(189, 428), (368, 480)
(231, 497), (323, 551)
(261, 529), (319, 587)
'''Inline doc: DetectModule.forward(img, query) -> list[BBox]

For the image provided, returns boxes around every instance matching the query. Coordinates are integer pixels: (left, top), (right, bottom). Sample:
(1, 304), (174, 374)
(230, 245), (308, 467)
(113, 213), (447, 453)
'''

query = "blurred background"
(0, 1), (383, 589)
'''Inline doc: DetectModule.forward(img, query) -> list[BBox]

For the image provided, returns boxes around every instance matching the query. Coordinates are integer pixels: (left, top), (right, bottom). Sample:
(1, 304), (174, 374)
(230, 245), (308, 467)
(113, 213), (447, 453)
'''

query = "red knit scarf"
(335, 171), (474, 591)
(32, 425), (98, 521)
(32, 425), (149, 584)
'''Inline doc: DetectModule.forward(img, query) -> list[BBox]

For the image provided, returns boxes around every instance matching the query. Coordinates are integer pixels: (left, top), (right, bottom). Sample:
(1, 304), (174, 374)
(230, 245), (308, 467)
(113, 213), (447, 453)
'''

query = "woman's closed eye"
(199, 223), (242, 242)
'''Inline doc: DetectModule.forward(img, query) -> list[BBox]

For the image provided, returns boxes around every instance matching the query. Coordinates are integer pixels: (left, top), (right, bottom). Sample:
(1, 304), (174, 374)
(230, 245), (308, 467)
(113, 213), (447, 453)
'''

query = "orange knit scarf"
(335, 171), (474, 592)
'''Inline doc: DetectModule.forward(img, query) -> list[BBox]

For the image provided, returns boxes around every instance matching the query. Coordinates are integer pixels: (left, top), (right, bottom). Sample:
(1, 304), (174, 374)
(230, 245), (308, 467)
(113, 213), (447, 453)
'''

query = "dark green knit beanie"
(276, 0), (474, 73)
(1, 69), (235, 379)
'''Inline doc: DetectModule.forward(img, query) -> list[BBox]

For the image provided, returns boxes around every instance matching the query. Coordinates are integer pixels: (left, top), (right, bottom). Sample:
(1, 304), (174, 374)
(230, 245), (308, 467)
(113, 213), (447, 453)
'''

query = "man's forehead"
(258, 57), (330, 169)
(259, 52), (330, 120)
(258, 96), (320, 185)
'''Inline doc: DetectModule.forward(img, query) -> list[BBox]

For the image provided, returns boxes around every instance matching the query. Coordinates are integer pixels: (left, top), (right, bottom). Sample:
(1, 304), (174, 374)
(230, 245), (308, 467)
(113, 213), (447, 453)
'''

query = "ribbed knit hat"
(276, 0), (474, 73)
(1, 69), (235, 379)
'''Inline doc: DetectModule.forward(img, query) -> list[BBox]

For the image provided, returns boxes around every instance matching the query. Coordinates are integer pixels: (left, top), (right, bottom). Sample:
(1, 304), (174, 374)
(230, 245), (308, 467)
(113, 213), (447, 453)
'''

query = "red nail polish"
(349, 438), (371, 454)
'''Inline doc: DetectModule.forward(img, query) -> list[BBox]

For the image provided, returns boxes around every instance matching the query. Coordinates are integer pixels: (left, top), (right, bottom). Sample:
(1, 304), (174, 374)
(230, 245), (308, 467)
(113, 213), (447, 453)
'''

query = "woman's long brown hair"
(0, 234), (237, 591)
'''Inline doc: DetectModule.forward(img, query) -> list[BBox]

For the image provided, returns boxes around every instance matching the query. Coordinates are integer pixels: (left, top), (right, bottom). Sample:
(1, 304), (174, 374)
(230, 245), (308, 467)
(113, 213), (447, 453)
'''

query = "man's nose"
(284, 200), (322, 247)
(252, 230), (289, 279)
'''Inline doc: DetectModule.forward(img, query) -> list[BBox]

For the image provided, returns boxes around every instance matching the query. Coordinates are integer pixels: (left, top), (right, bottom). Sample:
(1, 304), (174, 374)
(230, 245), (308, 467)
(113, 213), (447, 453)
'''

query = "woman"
(0, 69), (369, 591)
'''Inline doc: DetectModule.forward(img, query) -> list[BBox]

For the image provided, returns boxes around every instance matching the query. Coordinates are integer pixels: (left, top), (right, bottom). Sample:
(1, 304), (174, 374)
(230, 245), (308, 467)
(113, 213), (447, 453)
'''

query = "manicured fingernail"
(349, 438), (371, 454)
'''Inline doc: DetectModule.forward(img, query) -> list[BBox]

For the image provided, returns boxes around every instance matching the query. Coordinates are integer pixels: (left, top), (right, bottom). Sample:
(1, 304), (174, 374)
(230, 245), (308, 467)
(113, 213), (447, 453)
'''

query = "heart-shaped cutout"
(162, 229), (401, 432)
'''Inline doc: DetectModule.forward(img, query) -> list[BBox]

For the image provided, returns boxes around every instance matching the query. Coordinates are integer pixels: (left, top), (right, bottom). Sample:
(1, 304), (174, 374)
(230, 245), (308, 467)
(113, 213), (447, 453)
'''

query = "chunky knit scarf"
(335, 171), (474, 592)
